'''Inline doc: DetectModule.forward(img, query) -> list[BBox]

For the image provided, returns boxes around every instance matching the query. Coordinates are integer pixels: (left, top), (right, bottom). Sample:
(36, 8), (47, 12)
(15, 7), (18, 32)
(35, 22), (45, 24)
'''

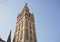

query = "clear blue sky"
(0, 0), (60, 42)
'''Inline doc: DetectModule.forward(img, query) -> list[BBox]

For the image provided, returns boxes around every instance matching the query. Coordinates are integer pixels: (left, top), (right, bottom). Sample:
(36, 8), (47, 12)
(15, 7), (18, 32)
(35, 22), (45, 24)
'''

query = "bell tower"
(13, 3), (37, 42)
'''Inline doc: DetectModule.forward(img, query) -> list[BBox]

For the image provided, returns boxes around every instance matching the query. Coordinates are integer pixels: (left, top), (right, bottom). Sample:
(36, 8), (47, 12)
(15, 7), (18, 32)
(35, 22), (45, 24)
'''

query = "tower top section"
(17, 3), (34, 21)
(22, 3), (29, 12)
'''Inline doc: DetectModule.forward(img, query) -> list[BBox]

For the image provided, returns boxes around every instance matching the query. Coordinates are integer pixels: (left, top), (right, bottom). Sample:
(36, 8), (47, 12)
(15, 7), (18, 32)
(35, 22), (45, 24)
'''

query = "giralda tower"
(13, 3), (37, 42)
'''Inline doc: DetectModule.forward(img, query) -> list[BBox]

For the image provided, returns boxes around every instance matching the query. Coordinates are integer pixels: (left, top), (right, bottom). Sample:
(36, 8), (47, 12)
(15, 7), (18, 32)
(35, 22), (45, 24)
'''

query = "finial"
(25, 3), (28, 6)
(23, 3), (29, 11)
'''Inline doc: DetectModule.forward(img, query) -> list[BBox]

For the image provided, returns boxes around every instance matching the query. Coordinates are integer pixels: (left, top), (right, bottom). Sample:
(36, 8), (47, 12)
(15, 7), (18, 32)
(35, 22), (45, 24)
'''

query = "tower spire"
(22, 3), (29, 12)
(7, 30), (11, 42)
(25, 3), (28, 6)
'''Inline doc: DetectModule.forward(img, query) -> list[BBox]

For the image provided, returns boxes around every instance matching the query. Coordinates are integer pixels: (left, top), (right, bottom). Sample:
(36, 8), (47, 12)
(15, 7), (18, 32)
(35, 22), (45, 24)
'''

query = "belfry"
(13, 3), (37, 42)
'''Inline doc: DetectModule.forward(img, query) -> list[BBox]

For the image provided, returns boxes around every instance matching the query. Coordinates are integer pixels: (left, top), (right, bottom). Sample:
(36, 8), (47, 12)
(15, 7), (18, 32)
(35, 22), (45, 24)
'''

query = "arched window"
(21, 22), (23, 28)
(33, 24), (35, 31)
(25, 28), (28, 40)
(25, 13), (28, 16)
(25, 20), (28, 27)
(29, 22), (31, 29)
(30, 36), (32, 41)
(33, 33), (37, 42)
(20, 30), (23, 40)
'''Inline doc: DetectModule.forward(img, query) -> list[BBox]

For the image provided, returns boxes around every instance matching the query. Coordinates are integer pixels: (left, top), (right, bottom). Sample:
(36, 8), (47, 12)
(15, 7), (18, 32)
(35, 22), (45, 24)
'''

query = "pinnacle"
(22, 3), (29, 11)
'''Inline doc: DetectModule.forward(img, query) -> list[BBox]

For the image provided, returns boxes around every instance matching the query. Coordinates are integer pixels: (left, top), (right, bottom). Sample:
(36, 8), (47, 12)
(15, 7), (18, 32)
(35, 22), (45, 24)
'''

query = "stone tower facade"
(13, 3), (37, 42)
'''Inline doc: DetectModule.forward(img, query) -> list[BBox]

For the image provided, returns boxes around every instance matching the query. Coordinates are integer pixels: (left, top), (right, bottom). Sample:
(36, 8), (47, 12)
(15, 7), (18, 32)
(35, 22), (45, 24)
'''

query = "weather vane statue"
(25, 3), (28, 6)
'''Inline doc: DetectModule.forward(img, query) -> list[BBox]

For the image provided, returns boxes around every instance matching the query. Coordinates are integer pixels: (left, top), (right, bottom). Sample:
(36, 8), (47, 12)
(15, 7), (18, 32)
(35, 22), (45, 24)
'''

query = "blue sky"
(0, 0), (60, 42)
